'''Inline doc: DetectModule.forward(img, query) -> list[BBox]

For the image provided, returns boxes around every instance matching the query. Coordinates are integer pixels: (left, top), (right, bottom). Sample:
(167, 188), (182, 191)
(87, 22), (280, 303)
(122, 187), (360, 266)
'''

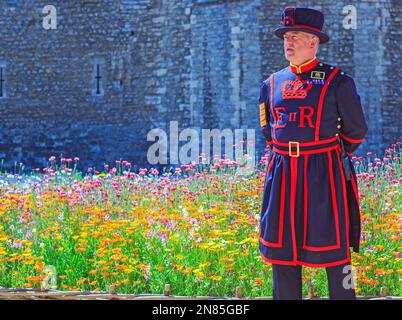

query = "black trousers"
(272, 262), (356, 300)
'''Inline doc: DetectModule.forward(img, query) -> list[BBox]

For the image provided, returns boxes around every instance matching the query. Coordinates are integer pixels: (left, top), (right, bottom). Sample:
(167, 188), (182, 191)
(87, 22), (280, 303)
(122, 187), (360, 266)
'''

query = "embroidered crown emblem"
(281, 78), (313, 99)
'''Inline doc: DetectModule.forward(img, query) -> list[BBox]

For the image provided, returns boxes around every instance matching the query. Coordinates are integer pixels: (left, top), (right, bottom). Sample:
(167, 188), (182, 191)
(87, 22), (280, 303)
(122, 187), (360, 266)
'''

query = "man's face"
(283, 31), (317, 64)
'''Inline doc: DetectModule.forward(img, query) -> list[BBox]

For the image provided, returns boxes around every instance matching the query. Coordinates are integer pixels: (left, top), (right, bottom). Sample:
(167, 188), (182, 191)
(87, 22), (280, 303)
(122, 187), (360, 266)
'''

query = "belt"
(272, 136), (341, 157)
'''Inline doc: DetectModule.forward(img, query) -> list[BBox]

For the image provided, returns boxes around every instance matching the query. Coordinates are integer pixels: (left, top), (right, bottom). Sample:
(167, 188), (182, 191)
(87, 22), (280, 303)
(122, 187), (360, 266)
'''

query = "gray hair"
(309, 34), (320, 54)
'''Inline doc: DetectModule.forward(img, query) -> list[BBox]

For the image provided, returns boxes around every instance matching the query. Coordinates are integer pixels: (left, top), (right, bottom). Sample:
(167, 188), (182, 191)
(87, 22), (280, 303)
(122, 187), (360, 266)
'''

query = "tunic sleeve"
(335, 75), (368, 156)
(259, 79), (273, 148)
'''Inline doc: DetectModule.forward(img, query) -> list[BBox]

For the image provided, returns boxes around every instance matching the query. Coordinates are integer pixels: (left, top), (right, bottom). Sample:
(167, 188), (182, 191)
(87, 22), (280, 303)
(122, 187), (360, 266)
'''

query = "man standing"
(258, 7), (368, 300)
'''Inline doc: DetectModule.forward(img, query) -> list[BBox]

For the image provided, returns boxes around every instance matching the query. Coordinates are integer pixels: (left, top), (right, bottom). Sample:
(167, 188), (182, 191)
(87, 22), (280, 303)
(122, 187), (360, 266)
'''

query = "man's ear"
(310, 35), (319, 48)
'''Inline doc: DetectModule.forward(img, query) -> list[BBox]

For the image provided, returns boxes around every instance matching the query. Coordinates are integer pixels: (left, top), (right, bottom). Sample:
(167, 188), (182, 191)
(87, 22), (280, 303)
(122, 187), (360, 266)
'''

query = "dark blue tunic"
(258, 56), (368, 267)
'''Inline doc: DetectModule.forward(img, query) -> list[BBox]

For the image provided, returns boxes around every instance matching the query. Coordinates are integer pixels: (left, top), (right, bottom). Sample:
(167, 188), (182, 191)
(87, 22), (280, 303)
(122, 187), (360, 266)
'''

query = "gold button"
(335, 133), (339, 136)
(337, 117), (341, 121)
(337, 125), (341, 129)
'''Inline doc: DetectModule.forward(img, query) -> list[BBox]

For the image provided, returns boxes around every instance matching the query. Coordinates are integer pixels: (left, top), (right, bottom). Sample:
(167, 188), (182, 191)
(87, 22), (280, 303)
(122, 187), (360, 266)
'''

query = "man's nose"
(284, 39), (293, 46)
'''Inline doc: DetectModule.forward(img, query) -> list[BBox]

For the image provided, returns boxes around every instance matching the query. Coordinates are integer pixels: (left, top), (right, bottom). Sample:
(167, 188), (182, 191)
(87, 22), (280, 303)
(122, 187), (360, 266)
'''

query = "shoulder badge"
(259, 102), (267, 127)
(310, 70), (325, 79)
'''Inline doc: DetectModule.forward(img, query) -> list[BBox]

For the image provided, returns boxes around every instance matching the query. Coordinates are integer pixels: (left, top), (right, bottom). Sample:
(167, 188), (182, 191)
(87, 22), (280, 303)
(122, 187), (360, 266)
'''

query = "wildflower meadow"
(0, 142), (400, 298)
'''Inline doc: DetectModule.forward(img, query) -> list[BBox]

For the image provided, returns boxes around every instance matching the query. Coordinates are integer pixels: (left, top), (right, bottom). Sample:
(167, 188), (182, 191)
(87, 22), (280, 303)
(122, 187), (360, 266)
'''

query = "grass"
(0, 142), (400, 297)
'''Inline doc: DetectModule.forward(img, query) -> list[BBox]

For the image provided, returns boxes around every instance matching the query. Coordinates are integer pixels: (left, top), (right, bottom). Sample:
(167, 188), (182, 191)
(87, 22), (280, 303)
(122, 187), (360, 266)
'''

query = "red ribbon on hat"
(290, 24), (322, 33)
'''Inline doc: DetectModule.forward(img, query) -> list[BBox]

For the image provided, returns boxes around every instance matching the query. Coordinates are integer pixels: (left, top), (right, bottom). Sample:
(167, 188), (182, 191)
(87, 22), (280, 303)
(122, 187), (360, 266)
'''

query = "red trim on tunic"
(339, 132), (365, 143)
(273, 135), (338, 147)
(259, 251), (351, 268)
(315, 67), (340, 141)
(260, 160), (285, 248)
(264, 153), (275, 182)
(273, 143), (340, 156)
(290, 157), (298, 262)
(267, 139), (273, 145)
(336, 151), (351, 260)
(289, 56), (319, 74)
(259, 149), (353, 266)
(278, 163), (286, 247)
(327, 150), (341, 246)
(303, 154), (309, 248)
(302, 151), (341, 251)
(269, 75), (277, 140)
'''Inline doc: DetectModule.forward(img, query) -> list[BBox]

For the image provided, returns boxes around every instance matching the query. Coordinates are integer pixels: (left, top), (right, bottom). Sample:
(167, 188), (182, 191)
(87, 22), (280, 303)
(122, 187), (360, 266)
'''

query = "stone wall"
(0, 0), (400, 173)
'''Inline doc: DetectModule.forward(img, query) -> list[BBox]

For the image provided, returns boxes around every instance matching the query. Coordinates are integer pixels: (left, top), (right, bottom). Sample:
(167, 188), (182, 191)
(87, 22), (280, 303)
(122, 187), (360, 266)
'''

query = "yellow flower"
(124, 267), (133, 274)
(196, 272), (205, 279)
(199, 262), (211, 269)
(182, 267), (193, 275)
(210, 275), (222, 281)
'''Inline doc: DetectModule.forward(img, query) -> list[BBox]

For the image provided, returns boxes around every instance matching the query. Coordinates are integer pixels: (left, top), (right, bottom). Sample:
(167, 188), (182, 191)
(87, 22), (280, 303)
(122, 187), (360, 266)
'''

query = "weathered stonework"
(0, 0), (400, 172)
